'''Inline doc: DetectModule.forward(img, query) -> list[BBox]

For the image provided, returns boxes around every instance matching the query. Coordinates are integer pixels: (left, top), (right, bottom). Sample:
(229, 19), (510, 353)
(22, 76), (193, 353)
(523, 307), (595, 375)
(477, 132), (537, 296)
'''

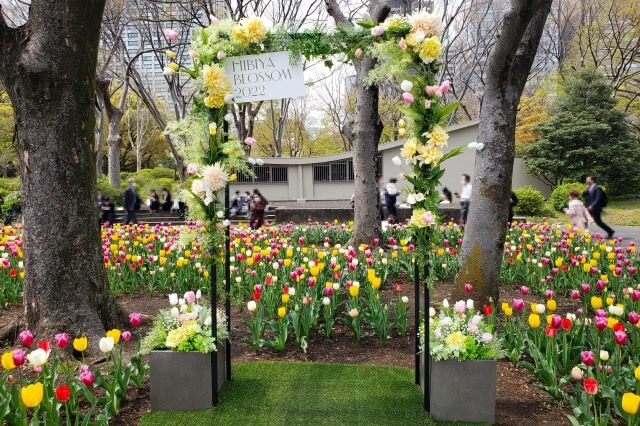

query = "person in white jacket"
(563, 190), (592, 230)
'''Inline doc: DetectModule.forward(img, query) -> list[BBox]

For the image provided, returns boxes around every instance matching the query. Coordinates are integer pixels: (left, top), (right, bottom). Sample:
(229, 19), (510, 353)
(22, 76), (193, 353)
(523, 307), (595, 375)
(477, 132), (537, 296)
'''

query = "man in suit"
(123, 178), (138, 225)
(584, 175), (614, 239)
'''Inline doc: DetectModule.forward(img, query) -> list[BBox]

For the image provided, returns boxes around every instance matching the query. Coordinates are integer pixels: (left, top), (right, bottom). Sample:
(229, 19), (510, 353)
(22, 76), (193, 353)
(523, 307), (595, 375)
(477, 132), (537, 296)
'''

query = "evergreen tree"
(524, 69), (640, 193)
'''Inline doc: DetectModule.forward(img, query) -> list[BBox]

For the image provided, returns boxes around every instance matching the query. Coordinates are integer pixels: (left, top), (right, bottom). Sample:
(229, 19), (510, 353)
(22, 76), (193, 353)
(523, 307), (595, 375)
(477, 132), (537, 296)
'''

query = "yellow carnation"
(424, 125), (449, 147)
(419, 36), (441, 64)
(231, 25), (249, 46)
(400, 138), (419, 163)
(202, 64), (231, 94)
(409, 208), (427, 228)
(415, 144), (443, 166)
(382, 14), (406, 30)
(232, 16), (267, 46)
(204, 92), (227, 109)
(445, 331), (466, 348)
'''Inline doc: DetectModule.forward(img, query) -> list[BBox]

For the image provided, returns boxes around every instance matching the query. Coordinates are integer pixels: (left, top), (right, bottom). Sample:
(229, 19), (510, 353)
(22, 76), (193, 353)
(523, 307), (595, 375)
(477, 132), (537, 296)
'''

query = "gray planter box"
(421, 352), (496, 424)
(150, 342), (226, 411)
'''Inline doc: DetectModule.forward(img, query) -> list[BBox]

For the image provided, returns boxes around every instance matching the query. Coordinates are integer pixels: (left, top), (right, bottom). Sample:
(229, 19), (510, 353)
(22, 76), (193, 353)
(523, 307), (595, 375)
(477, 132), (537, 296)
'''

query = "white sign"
(224, 51), (305, 103)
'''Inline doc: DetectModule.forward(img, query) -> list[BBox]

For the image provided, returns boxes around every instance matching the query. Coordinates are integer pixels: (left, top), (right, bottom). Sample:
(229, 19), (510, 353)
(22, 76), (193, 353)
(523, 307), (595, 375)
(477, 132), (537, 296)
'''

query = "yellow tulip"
(622, 393), (640, 415)
(547, 300), (556, 311)
(554, 258), (563, 267)
(591, 296), (603, 310)
(286, 249), (293, 257)
(106, 329), (121, 345)
(371, 277), (381, 290)
(282, 294), (290, 304)
(606, 297), (614, 306)
(608, 317), (619, 329)
(229, 174), (237, 182)
(635, 365), (640, 381)
(583, 263), (591, 273)
(528, 313), (541, 328)
(2, 352), (16, 370)
(168, 62), (179, 71)
(247, 258), (254, 266)
(283, 259), (291, 267)
(277, 306), (286, 318)
(21, 382), (44, 408)
(349, 285), (359, 297)
(593, 252), (601, 260)
(73, 336), (88, 352)
(310, 266), (320, 277)
(531, 303), (538, 313)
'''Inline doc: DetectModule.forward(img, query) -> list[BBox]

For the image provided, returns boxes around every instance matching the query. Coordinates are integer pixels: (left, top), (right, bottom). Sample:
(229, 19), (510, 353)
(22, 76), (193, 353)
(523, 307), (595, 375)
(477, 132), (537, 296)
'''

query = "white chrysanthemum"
(200, 162), (229, 192)
(409, 12), (443, 37)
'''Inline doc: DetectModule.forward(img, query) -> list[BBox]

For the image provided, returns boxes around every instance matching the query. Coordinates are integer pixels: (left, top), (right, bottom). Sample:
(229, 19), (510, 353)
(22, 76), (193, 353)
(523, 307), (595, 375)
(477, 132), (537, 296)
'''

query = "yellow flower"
(282, 294), (290, 304)
(166, 50), (176, 59)
(106, 329), (121, 345)
(400, 138), (418, 162)
(168, 62), (179, 72)
(409, 209), (428, 229)
(229, 174), (237, 182)
(622, 393), (640, 415)
(419, 36), (441, 63)
(591, 296), (603, 310)
(635, 365), (640, 381)
(415, 144), (443, 166)
(21, 382), (44, 408)
(73, 337), (88, 352)
(2, 352), (16, 370)
(445, 331), (466, 348)
(201, 64), (231, 107)
(546, 299), (556, 311)
(501, 303), (513, 317)
(554, 258), (563, 267)
(231, 16), (267, 46)
(349, 285), (359, 297)
(528, 313), (541, 328)
(278, 306), (287, 318)
(371, 276), (381, 290)
(209, 122), (217, 136)
(424, 125), (449, 147)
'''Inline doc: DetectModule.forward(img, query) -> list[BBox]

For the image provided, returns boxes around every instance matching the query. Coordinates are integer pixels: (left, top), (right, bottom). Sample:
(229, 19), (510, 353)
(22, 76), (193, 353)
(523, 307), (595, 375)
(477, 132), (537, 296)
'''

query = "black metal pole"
(423, 260), (430, 412)
(210, 261), (218, 407)
(414, 258), (420, 385)
(224, 183), (231, 381)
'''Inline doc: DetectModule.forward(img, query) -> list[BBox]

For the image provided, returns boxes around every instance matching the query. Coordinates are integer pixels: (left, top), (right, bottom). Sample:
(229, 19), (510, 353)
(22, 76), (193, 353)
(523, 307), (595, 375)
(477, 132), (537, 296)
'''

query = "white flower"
(247, 301), (257, 312)
(571, 366), (583, 380)
(171, 307), (180, 317)
(99, 337), (115, 353)
(288, 287), (296, 296)
(408, 12), (443, 37)
(392, 156), (402, 166)
(222, 220), (231, 227)
(414, 193), (425, 202)
(407, 194), (417, 205)
(466, 299), (474, 310)
(26, 349), (49, 366)
(401, 296), (409, 303)
(323, 297), (331, 306)
(196, 290), (202, 299)
(429, 307), (436, 318)
(201, 162), (229, 192)
(400, 80), (414, 92)
(471, 314), (482, 325)
(169, 293), (179, 305)
(349, 308), (359, 317)
(442, 299), (449, 309)
(248, 157), (256, 165)
(256, 158), (264, 166)
(217, 210), (224, 219)
(163, 67), (176, 76)
(332, 283), (340, 291)
(204, 316), (212, 326)
(224, 113), (234, 122)
(224, 94), (234, 104)
(535, 304), (545, 314)
(481, 333), (493, 343)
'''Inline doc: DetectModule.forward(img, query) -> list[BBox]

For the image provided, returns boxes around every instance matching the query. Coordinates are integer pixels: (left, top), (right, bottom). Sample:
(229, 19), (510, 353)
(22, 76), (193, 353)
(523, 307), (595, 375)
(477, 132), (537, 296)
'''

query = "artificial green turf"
(140, 361), (481, 426)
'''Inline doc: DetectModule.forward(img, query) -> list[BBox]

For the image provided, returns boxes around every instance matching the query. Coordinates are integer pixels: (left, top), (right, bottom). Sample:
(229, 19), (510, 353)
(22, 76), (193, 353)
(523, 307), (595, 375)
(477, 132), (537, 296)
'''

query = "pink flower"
(244, 137), (257, 146)
(79, 370), (94, 386)
(421, 211), (434, 225)
(570, 290), (580, 299)
(19, 330), (34, 347)
(184, 291), (196, 303)
(595, 316), (608, 330)
(581, 283), (591, 293)
(129, 312), (142, 327)
(424, 100), (431, 109)
(614, 330), (627, 345)
(628, 311), (640, 324)
(210, 15), (220, 25)
(164, 29), (178, 41)
(440, 80), (451, 93)
(187, 163), (199, 174)
(122, 331), (132, 341)
(425, 85), (442, 97)
(468, 323), (478, 333)
(454, 300), (466, 314)
(354, 48), (363, 58)
(398, 38), (407, 51)
(512, 298), (524, 311)
(188, 50), (199, 59)
(34, 365), (42, 373)
(54, 333), (69, 349)
(370, 26), (385, 36)
(580, 350), (595, 366)
(482, 333), (493, 343)
(12, 348), (26, 366)
(545, 289), (554, 299)
(520, 286), (530, 295)
(464, 283), (473, 293)
(402, 92), (414, 104)
(398, 172), (406, 180)
(217, 51), (226, 60)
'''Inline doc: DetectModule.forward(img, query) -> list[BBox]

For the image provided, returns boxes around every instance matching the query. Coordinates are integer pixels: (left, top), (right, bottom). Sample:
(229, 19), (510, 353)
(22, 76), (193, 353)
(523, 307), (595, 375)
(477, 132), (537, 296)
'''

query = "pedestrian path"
(586, 225), (639, 245)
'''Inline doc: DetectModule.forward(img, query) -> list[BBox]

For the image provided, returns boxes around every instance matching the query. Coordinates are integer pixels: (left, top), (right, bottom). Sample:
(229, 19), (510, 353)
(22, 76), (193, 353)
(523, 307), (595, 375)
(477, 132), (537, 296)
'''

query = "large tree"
(524, 69), (639, 191)
(0, 1), (125, 341)
(452, 0), (553, 303)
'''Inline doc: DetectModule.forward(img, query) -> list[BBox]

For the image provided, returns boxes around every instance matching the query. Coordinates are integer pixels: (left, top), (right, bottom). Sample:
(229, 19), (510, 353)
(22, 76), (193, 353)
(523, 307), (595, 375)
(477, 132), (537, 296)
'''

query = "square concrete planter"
(150, 342), (226, 411)
(421, 351), (496, 424)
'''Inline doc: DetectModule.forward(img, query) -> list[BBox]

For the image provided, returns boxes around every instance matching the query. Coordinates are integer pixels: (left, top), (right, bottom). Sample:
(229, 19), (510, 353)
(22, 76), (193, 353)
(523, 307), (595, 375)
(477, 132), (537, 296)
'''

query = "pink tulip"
(464, 284), (473, 293)
(520, 286), (530, 295)
(129, 312), (142, 327)
(421, 211), (433, 224)
(424, 100), (431, 109)
(596, 280), (606, 290)
(614, 330), (627, 345)
(79, 370), (94, 386)
(12, 348), (26, 366)
(512, 298), (524, 311)
(354, 48), (363, 58)
(19, 330), (34, 347)
(164, 29), (178, 41)
(122, 331), (132, 341)
(595, 309), (607, 317)
(188, 50), (199, 58)
(402, 92), (414, 104)
(628, 311), (640, 324)
(244, 137), (257, 146)
(581, 350), (595, 366)
(570, 290), (580, 300)
(184, 291), (196, 303)
(545, 289), (554, 299)
(551, 315), (562, 329)
(581, 283), (591, 293)
(370, 26), (385, 36)
(595, 316), (608, 330)
(54, 333), (69, 349)
(633, 290), (640, 301)
(439, 80), (450, 93)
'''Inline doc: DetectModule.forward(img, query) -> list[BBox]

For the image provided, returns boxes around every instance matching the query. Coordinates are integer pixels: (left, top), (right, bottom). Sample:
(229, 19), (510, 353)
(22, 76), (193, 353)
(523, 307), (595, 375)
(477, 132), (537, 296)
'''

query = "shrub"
(513, 186), (546, 217)
(0, 178), (20, 199)
(97, 177), (123, 206)
(1, 191), (20, 217)
(548, 182), (586, 211)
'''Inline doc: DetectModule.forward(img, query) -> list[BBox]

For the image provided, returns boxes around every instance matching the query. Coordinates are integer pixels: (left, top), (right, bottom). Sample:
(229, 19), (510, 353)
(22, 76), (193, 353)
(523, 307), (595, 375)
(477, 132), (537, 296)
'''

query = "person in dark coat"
(250, 189), (267, 229)
(584, 175), (614, 239)
(161, 187), (172, 212)
(101, 197), (116, 225)
(123, 179), (138, 224)
(508, 191), (518, 224)
(149, 189), (160, 213)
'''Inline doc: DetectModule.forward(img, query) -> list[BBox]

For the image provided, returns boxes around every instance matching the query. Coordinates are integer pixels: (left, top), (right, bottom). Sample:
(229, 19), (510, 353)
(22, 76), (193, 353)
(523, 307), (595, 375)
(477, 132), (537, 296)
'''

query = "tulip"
(513, 298), (524, 311)
(247, 301), (257, 312)
(26, 349), (49, 366)
(545, 325), (557, 338)
(278, 306), (287, 318)
(322, 297), (331, 306)
(551, 315), (562, 329)
(169, 293), (179, 305)
(106, 329), (121, 345)
(244, 137), (257, 146)
(99, 337), (115, 353)
(401, 296), (409, 304)
(634, 365), (640, 381)
(571, 366), (583, 380)
(54, 333), (69, 349)
(528, 313), (541, 328)
(55, 384), (71, 403)
(402, 92), (414, 104)
(122, 331), (132, 341)
(21, 382), (44, 408)
(73, 337), (88, 352)
(164, 28), (178, 41)
(464, 283), (473, 293)
(129, 313), (142, 327)
(581, 351), (595, 366)
(583, 378), (598, 395)
(599, 350), (609, 362)
(622, 393), (640, 415)
(79, 369), (94, 386)
(12, 348), (26, 366)
(561, 318), (572, 330)
(349, 285), (359, 297)
(392, 156), (402, 166)
(483, 305), (493, 315)
(349, 308), (359, 318)
(629, 312), (640, 325)
(595, 316), (608, 330)
(354, 48), (363, 58)
(614, 330), (628, 345)
(591, 296), (603, 309)
(19, 330), (34, 347)
(546, 299), (557, 311)
(370, 25), (385, 36)
(520, 286), (529, 295)
(2, 351), (16, 370)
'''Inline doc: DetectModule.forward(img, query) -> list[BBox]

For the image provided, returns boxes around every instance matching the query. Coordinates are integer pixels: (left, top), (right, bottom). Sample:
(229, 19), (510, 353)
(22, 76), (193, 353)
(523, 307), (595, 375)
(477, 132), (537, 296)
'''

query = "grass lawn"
(602, 198), (640, 226)
(140, 361), (478, 426)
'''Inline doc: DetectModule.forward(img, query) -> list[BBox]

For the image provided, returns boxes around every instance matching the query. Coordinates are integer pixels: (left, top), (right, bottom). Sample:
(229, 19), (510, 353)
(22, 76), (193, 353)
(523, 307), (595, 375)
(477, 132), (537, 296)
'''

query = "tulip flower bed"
(0, 319), (148, 424)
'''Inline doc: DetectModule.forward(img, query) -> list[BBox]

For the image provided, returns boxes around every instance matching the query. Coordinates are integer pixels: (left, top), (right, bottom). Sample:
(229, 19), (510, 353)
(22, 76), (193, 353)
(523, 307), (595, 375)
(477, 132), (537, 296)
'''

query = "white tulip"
(407, 194), (416, 205)
(400, 80), (414, 92)
(171, 307), (180, 317)
(401, 296), (409, 304)
(600, 350), (609, 362)
(256, 158), (264, 166)
(322, 297), (331, 306)
(442, 299), (450, 309)
(163, 67), (176, 76)
(235, 276), (242, 283)
(26, 348), (49, 366)
(288, 287), (296, 296)
(224, 113), (234, 122)
(332, 283), (340, 291)
(204, 316), (212, 326)
(248, 157), (256, 165)
(272, 262), (279, 270)
(224, 93), (234, 104)
(466, 299), (474, 310)
(247, 301), (257, 312)
(196, 290), (202, 299)
(392, 156), (402, 166)
(217, 211), (224, 219)
(169, 293), (179, 305)
(99, 337), (115, 353)
(429, 307), (436, 318)
(414, 193), (425, 202)
(535, 304), (545, 314)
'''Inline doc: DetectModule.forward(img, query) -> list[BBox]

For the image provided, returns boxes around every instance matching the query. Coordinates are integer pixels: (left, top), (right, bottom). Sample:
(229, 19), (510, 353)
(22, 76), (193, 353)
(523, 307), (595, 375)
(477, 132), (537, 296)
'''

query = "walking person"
(454, 174), (472, 225)
(250, 189), (267, 229)
(563, 190), (592, 231)
(123, 179), (138, 225)
(384, 178), (399, 224)
(508, 191), (518, 225)
(584, 175), (614, 238)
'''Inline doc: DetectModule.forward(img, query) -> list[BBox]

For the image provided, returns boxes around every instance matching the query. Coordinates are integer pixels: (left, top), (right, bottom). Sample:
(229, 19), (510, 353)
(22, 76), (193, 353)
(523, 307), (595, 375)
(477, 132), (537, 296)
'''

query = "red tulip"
(583, 378), (598, 395)
(252, 291), (261, 301)
(38, 340), (51, 352)
(613, 323), (625, 333)
(395, 284), (404, 292)
(55, 384), (71, 402)
(483, 305), (493, 316)
(561, 318), (572, 331)
(545, 325), (557, 338)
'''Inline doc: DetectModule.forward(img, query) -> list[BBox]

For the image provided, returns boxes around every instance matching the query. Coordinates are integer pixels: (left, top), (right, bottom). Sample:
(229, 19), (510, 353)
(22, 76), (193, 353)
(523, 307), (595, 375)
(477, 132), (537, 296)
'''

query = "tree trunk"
(107, 118), (123, 186)
(452, 0), (553, 304)
(0, 1), (126, 343)
(95, 99), (105, 178)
